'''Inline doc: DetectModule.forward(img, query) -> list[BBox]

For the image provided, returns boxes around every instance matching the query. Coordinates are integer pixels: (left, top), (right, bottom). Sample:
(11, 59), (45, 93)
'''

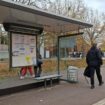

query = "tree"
(83, 9), (105, 46)
(0, 24), (8, 45)
(10, 0), (51, 8)
(9, 0), (105, 48)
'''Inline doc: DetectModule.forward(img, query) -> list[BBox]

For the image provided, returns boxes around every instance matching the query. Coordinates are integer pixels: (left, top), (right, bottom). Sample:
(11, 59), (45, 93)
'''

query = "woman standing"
(34, 52), (43, 77)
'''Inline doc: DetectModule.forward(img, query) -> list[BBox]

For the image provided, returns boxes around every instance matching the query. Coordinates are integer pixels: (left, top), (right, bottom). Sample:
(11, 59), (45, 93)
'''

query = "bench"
(35, 74), (61, 88)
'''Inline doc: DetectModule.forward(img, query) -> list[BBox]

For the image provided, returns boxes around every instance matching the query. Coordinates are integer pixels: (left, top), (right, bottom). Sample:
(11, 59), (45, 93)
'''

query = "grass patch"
(0, 58), (104, 80)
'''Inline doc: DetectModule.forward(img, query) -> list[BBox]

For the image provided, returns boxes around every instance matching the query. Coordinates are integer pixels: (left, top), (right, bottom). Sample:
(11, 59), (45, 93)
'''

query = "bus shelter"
(0, 0), (92, 82)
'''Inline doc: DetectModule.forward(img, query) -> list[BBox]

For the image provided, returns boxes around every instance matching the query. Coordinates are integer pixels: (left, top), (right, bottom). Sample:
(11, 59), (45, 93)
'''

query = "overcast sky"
(84, 0), (105, 13)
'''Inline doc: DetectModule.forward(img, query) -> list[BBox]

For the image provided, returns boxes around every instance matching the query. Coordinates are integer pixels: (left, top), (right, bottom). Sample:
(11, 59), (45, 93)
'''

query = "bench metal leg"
(50, 78), (52, 87)
(44, 78), (53, 89)
(44, 79), (47, 88)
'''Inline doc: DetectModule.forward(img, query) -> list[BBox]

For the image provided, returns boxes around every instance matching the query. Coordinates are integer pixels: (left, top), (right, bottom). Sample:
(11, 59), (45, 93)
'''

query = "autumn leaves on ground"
(0, 59), (89, 79)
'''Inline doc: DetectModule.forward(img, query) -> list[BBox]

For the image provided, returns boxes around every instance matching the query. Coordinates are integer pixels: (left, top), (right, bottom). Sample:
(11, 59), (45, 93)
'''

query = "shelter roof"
(0, 0), (93, 33)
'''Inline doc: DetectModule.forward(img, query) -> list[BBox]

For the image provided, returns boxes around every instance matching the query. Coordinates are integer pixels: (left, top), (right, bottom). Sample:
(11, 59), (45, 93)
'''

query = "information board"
(11, 33), (36, 67)
(59, 36), (76, 48)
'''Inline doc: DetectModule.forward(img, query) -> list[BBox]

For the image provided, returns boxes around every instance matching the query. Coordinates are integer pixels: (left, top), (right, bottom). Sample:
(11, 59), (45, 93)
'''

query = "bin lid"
(68, 66), (78, 70)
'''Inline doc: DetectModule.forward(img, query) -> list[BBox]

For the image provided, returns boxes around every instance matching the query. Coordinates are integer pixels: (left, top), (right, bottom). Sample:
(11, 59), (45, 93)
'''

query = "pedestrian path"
(0, 65), (105, 105)
(92, 98), (105, 105)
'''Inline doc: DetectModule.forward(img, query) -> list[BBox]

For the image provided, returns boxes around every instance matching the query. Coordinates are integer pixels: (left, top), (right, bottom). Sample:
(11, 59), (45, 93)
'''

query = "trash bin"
(67, 66), (78, 83)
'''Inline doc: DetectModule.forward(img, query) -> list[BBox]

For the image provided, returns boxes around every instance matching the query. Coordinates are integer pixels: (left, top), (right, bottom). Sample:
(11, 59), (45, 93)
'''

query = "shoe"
(20, 76), (24, 79)
(37, 75), (40, 77)
(91, 85), (95, 89)
(31, 74), (35, 78)
(35, 75), (38, 78)
(35, 75), (40, 78)
(99, 81), (104, 86)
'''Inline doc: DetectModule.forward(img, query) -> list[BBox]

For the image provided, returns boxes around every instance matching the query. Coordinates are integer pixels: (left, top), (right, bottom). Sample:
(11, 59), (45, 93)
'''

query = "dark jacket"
(36, 53), (43, 66)
(86, 46), (102, 67)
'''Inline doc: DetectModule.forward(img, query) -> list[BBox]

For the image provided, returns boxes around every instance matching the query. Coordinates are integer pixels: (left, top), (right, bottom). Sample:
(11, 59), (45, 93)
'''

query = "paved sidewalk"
(0, 65), (105, 105)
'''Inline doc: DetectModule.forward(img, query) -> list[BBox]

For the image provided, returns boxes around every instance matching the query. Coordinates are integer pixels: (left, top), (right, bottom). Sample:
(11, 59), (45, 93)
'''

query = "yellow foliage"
(0, 59), (104, 79)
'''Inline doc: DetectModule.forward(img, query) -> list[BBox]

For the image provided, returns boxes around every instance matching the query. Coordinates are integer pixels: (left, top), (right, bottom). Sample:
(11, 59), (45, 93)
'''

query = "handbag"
(37, 58), (43, 65)
(83, 66), (91, 78)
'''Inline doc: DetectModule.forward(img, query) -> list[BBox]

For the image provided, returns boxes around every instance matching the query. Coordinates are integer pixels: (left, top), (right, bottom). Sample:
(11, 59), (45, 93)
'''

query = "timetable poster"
(11, 33), (37, 67)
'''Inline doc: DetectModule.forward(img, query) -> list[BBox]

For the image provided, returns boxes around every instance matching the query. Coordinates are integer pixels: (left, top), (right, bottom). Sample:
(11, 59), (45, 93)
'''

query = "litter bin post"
(67, 66), (78, 83)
